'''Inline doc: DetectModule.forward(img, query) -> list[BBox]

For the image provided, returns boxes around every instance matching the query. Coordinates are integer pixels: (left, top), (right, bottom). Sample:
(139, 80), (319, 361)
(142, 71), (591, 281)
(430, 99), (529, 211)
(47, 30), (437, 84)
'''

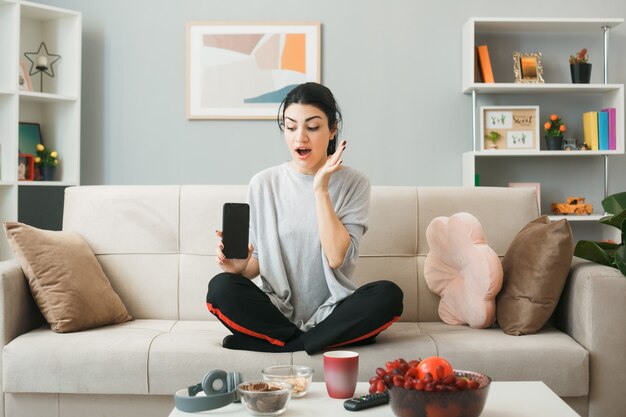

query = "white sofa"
(1, 185), (625, 417)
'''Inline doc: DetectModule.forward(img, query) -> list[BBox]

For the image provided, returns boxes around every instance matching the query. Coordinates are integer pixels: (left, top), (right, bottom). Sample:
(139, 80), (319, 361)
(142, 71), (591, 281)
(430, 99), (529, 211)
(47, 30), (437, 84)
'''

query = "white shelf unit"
(0, 0), (81, 260)
(462, 17), (624, 224)
(548, 214), (605, 222)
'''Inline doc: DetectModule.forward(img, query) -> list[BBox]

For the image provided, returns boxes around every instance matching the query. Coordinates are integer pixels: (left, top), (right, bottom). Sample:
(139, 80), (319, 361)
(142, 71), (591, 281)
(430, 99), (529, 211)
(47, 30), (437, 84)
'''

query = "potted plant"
(574, 192), (626, 276)
(543, 114), (567, 150)
(569, 48), (591, 83)
(485, 130), (501, 150)
(34, 143), (59, 181)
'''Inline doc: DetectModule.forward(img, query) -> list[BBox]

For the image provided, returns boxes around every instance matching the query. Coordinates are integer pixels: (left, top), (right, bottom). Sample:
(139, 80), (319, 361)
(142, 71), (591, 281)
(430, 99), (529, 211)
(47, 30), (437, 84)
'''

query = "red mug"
(323, 350), (359, 399)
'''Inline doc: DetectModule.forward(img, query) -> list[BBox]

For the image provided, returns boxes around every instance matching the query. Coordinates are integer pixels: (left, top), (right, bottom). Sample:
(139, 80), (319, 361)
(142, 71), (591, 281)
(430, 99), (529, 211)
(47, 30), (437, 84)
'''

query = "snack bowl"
(388, 370), (491, 417)
(237, 380), (292, 416)
(261, 365), (314, 398)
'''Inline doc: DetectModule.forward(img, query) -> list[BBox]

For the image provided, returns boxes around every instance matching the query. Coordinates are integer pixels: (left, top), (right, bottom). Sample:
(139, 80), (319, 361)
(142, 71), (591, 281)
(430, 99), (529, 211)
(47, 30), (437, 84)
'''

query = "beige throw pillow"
(496, 216), (573, 336)
(3, 222), (132, 332)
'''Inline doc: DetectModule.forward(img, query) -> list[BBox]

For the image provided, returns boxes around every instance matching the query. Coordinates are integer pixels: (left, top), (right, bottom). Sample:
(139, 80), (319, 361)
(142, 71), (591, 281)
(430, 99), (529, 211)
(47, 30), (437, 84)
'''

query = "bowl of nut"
(369, 356), (491, 417)
(237, 380), (292, 416)
(261, 365), (314, 398)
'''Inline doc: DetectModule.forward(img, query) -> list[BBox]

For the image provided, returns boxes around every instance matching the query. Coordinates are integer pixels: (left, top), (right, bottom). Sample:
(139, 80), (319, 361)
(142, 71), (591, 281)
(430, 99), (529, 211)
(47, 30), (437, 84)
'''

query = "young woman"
(206, 82), (403, 354)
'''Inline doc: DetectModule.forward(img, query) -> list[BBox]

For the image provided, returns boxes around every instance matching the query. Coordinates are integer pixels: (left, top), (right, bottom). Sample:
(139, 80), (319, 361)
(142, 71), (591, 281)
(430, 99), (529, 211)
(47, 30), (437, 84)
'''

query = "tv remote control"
(343, 392), (389, 411)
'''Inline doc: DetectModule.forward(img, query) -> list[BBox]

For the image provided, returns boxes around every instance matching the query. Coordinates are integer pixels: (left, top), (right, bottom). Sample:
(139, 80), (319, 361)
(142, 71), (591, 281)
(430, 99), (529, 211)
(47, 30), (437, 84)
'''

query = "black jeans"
(206, 273), (403, 354)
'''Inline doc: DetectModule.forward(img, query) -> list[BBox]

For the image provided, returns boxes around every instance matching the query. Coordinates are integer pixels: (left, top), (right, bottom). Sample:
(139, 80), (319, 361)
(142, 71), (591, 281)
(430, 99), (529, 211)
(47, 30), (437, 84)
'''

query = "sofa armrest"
(554, 256), (626, 417)
(0, 260), (43, 346)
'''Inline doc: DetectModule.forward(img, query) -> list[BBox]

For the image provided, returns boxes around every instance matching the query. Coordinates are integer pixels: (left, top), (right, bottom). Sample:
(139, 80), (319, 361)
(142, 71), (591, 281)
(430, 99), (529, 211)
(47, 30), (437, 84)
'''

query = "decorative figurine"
(551, 197), (593, 215)
(24, 42), (61, 93)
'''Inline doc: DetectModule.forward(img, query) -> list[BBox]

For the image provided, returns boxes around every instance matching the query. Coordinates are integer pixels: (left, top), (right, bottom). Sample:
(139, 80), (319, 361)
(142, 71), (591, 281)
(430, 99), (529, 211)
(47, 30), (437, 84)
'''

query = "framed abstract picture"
(186, 21), (321, 120)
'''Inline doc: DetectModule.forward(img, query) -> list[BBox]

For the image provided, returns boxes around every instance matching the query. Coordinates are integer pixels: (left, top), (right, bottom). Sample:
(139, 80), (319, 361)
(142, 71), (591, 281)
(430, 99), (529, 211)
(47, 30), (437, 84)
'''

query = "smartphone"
(222, 202), (250, 259)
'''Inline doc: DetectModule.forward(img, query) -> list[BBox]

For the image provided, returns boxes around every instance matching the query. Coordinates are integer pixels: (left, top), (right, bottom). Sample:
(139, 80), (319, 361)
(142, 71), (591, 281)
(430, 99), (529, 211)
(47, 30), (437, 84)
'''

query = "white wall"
(28, 0), (626, 235)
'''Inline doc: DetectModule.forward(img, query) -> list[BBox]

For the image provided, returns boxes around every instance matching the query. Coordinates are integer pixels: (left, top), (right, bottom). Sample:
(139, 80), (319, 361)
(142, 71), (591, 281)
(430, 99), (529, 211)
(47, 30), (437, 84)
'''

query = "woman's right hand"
(215, 230), (254, 275)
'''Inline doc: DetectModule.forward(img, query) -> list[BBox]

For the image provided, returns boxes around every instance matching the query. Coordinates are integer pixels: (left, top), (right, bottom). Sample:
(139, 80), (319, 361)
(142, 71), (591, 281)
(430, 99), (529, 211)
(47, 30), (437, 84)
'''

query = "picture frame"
(18, 122), (42, 155)
(480, 106), (540, 151)
(18, 154), (35, 181)
(186, 21), (321, 120)
(509, 182), (541, 212)
(19, 62), (32, 91)
(513, 52), (544, 84)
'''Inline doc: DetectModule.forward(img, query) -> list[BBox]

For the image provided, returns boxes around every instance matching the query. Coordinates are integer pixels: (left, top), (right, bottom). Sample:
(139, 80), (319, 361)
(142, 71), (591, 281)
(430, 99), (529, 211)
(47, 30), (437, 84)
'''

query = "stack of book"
(583, 108), (617, 150)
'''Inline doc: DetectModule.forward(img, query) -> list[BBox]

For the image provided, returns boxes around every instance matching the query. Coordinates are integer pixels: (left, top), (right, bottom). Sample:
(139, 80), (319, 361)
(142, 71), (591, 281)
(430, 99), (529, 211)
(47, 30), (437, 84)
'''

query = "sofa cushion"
(147, 321), (292, 394)
(496, 216), (573, 335)
(424, 213), (503, 328)
(3, 222), (132, 332)
(97, 254), (180, 319)
(419, 322), (588, 397)
(62, 185), (181, 254)
(417, 187), (540, 256)
(2, 320), (172, 394)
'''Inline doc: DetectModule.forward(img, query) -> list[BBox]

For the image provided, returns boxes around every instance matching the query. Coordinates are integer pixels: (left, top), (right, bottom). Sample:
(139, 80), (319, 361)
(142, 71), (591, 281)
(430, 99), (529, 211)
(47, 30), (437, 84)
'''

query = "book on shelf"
(601, 107), (617, 150)
(582, 109), (617, 151)
(476, 45), (494, 83)
(598, 110), (609, 150)
(583, 111), (599, 150)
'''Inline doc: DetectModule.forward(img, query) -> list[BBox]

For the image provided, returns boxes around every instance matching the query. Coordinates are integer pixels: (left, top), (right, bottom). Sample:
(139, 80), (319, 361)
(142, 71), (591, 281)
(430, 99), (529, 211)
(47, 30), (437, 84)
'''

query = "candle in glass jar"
(36, 56), (48, 68)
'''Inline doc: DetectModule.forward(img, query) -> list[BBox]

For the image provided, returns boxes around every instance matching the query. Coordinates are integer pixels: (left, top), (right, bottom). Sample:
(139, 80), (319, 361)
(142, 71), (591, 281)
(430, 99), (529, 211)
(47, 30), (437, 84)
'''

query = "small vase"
(570, 63), (592, 84)
(545, 135), (564, 151)
(487, 143), (497, 150)
(40, 165), (56, 181)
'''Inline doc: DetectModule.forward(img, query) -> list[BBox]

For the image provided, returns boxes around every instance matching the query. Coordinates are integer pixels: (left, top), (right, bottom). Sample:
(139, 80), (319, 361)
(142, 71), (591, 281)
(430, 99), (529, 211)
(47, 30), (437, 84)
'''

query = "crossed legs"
(206, 273), (403, 355)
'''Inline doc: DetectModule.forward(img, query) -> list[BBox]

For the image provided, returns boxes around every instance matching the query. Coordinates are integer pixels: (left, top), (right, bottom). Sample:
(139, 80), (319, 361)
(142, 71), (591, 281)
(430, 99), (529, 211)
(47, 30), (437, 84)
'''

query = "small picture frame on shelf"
(18, 122), (42, 155)
(18, 154), (35, 181)
(19, 62), (32, 91)
(513, 52), (544, 84)
(480, 106), (540, 151)
(509, 182), (541, 212)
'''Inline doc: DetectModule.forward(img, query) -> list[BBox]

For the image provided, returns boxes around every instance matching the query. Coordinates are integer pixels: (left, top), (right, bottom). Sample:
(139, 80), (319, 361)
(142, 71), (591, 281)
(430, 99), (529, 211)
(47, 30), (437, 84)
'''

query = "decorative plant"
(486, 131), (501, 145)
(569, 48), (589, 64)
(543, 114), (567, 137)
(34, 143), (59, 168)
(574, 192), (626, 277)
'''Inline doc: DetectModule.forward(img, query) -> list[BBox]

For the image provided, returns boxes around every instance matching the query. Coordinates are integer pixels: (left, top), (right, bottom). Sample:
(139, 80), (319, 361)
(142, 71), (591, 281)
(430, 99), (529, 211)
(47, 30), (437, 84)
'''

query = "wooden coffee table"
(169, 381), (581, 416)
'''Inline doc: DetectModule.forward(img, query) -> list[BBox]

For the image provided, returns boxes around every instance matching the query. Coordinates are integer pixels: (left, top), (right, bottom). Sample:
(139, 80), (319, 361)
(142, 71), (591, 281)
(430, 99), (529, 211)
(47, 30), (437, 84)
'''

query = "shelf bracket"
(472, 90), (477, 152)
(604, 155), (609, 200)
(602, 26), (609, 84)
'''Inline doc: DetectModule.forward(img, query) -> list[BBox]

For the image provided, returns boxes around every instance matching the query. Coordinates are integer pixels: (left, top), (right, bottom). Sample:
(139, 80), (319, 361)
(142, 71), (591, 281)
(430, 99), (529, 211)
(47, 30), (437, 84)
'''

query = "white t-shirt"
(248, 162), (370, 331)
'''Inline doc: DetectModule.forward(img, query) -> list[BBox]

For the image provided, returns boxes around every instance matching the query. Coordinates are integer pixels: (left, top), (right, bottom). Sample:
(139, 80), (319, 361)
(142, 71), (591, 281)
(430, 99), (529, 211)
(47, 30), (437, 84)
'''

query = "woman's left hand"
(313, 140), (347, 192)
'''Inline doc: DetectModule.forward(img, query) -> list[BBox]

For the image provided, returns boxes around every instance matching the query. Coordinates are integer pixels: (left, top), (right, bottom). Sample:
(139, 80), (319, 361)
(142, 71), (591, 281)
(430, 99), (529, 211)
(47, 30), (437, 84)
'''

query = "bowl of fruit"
(369, 356), (491, 417)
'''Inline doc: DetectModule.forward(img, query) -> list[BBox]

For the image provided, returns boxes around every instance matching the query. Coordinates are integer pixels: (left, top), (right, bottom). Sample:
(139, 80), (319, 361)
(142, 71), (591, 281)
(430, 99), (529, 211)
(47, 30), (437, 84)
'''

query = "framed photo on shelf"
(480, 106), (540, 151)
(19, 62), (32, 91)
(513, 52), (544, 84)
(18, 122), (42, 155)
(186, 21), (321, 120)
(18, 154), (35, 181)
